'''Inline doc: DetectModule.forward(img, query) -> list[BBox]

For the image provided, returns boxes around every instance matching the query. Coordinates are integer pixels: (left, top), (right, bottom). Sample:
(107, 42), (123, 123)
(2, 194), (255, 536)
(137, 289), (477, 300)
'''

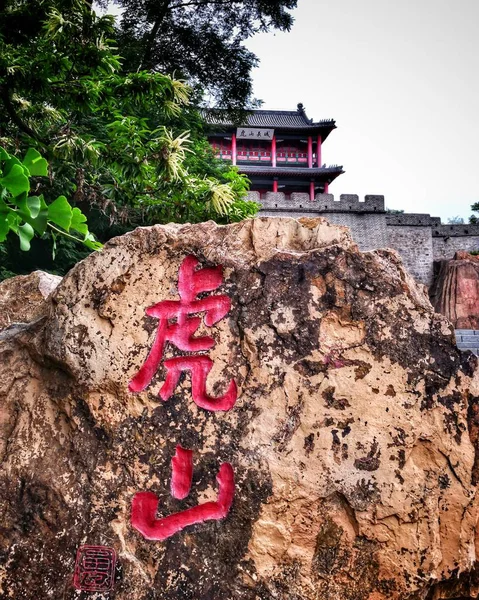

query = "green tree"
(108, 0), (298, 112)
(470, 203), (479, 224)
(0, 0), (257, 277)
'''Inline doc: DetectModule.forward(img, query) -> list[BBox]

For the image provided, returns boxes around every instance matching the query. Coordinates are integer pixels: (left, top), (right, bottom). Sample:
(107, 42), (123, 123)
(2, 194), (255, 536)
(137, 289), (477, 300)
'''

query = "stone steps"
(455, 329), (479, 356)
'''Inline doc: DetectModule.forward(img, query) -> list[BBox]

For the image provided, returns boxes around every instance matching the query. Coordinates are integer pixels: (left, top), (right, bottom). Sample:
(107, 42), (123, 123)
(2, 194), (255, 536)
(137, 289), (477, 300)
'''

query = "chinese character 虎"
(129, 255), (237, 411)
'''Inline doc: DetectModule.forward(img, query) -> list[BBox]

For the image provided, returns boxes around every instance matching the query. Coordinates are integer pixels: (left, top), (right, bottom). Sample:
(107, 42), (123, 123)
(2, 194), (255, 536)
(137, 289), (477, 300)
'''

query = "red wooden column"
(272, 135), (276, 167)
(273, 179), (278, 193)
(309, 181), (315, 201)
(324, 182), (329, 193)
(232, 134), (237, 166)
(307, 136), (313, 168)
(317, 135), (322, 166)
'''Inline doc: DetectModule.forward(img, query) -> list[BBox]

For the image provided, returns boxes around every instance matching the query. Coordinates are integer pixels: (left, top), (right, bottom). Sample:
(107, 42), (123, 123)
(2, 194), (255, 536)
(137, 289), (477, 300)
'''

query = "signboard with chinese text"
(236, 128), (274, 140)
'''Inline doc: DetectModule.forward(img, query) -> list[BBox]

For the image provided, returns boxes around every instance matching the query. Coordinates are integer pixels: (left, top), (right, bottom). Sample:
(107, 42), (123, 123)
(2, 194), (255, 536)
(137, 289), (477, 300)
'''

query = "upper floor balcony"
(211, 141), (316, 167)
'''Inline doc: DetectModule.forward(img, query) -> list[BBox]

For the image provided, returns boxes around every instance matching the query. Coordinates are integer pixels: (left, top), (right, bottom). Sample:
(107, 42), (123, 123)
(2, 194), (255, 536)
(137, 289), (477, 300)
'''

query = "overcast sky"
(245, 0), (479, 222)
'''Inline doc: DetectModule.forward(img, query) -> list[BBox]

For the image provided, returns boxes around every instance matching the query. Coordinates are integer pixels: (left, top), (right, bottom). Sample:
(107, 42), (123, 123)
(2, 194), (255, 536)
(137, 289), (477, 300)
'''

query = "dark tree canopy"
(109, 0), (298, 111)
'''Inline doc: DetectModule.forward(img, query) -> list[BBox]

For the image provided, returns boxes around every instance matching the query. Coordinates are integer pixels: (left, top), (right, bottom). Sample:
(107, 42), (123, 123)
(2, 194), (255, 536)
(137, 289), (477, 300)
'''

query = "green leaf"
(22, 148), (48, 177)
(26, 196), (41, 218)
(70, 207), (88, 235)
(16, 195), (49, 235)
(18, 223), (34, 251)
(83, 232), (103, 250)
(0, 219), (9, 242)
(0, 148), (10, 162)
(47, 195), (72, 230)
(0, 200), (10, 242)
(0, 163), (30, 196)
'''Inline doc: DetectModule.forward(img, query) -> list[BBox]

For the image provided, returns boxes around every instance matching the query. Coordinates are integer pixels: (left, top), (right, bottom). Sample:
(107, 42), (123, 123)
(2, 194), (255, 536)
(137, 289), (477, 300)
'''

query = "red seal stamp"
(73, 545), (116, 592)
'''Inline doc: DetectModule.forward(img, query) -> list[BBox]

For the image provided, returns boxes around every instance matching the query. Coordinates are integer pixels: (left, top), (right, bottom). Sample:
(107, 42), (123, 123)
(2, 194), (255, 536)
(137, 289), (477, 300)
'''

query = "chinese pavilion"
(205, 103), (344, 199)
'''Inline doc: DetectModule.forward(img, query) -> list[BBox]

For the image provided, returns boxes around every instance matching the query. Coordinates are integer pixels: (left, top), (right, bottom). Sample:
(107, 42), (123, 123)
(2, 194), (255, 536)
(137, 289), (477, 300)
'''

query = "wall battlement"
(386, 214), (439, 227)
(432, 224), (479, 237)
(247, 192), (385, 212)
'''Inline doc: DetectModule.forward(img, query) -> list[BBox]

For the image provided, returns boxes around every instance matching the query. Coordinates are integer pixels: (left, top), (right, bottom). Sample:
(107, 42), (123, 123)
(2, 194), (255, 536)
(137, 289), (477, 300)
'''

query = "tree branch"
(139, 1), (172, 71)
(169, 0), (241, 9)
(0, 86), (46, 145)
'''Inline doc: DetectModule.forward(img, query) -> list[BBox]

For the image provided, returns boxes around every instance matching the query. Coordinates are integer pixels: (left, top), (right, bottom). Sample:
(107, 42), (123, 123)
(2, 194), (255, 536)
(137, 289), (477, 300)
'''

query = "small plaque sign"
(73, 545), (116, 592)
(236, 127), (274, 140)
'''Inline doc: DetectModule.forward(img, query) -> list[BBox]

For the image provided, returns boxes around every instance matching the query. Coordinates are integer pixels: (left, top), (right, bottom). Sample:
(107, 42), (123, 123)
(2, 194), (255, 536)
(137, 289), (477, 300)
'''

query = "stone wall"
(386, 223), (434, 286)
(456, 329), (479, 356)
(432, 224), (479, 260)
(318, 212), (388, 251)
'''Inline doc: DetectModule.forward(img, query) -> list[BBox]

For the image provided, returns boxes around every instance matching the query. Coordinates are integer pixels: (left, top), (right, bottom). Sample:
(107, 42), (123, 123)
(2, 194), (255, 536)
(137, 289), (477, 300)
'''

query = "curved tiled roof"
(239, 165), (344, 179)
(203, 107), (335, 130)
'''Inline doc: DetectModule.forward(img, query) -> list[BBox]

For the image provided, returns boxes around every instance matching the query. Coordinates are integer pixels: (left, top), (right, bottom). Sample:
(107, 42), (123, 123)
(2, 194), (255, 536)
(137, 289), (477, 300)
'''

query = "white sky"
(245, 0), (479, 222)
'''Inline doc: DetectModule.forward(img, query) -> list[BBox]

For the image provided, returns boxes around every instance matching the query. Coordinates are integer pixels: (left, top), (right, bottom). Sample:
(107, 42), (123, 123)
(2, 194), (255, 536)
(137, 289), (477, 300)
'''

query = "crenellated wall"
(249, 192), (479, 287)
(432, 224), (479, 260)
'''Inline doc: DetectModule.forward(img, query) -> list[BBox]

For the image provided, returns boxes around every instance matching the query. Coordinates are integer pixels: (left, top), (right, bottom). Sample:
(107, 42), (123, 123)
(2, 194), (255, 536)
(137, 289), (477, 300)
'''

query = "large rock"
(1, 218), (479, 600)
(431, 251), (479, 329)
(0, 270), (61, 330)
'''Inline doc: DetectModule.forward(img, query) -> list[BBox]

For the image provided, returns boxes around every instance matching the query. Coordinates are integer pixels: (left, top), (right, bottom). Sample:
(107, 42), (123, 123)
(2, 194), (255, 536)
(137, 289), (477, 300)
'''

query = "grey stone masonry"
(315, 194), (385, 212)
(386, 223), (434, 286)
(431, 224), (479, 261)
(433, 224), (479, 237)
(386, 214), (440, 227)
(249, 192), (386, 214)
(455, 330), (479, 356)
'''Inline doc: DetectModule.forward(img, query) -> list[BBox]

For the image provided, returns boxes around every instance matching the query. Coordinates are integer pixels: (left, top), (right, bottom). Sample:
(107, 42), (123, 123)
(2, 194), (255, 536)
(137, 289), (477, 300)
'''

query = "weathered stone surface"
(431, 251), (479, 329)
(0, 270), (61, 330)
(1, 218), (479, 600)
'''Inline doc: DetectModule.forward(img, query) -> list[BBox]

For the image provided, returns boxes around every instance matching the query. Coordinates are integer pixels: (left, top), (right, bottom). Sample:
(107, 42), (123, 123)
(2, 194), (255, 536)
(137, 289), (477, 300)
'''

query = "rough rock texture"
(431, 251), (479, 329)
(0, 270), (61, 330)
(1, 218), (479, 600)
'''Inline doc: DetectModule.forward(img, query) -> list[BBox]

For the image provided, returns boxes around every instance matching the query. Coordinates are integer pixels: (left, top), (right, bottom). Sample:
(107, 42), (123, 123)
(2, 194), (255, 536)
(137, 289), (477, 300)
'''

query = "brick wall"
(431, 224), (479, 260)
(318, 212), (388, 251)
(386, 225), (434, 286)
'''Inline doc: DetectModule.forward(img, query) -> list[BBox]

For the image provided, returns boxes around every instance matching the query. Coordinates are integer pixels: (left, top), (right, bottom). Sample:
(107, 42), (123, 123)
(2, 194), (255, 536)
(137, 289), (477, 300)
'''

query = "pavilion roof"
(238, 165), (344, 179)
(204, 104), (336, 137)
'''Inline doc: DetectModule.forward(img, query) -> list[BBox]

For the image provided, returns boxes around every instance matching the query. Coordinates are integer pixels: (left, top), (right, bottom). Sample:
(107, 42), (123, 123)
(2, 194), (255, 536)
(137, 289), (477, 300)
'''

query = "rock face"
(0, 270), (61, 330)
(1, 218), (479, 600)
(431, 251), (479, 329)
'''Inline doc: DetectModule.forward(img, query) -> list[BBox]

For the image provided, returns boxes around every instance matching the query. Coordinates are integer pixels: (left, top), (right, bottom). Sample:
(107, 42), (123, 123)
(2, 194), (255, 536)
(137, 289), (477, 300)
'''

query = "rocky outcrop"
(1, 218), (479, 600)
(0, 270), (61, 330)
(431, 251), (479, 329)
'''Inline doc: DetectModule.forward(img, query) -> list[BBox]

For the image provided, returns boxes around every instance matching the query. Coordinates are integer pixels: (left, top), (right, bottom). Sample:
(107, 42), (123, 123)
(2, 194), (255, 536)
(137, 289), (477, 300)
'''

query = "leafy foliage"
(470, 203), (479, 224)
(110, 0), (298, 112)
(0, 146), (101, 252)
(0, 0), (258, 278)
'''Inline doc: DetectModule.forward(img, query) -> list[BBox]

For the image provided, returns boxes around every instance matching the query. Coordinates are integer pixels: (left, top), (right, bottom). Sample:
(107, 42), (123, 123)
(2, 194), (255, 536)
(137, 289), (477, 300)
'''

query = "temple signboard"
(236, 127), (274, 140)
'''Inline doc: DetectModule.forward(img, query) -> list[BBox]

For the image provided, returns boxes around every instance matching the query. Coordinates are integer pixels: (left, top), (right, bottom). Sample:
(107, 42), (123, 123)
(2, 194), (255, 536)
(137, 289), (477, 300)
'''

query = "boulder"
(0, 270), (61, 330)
(1, 218), (479, 600)
(431, 251), (479, 329)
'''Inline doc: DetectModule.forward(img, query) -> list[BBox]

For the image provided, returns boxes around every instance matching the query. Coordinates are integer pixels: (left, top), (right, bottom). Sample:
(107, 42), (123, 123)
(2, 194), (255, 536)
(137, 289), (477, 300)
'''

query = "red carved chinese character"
(131, 446), (234, 541)
(171, 445), (193, 500)
(129, 255), (237, 412)
(73, 546), (116, 592)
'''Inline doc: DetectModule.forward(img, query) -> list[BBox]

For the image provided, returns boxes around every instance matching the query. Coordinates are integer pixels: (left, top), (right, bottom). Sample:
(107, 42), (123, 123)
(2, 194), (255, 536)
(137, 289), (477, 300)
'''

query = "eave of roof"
(238, 165), (344, 179)
(203, 108), (336, 137)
